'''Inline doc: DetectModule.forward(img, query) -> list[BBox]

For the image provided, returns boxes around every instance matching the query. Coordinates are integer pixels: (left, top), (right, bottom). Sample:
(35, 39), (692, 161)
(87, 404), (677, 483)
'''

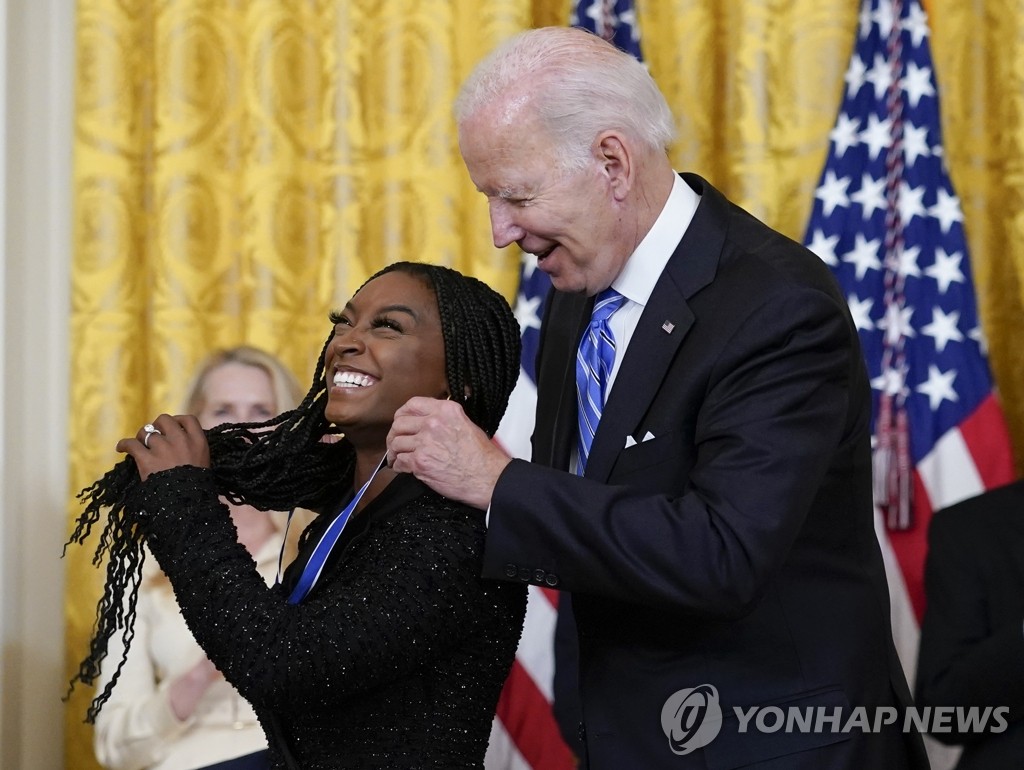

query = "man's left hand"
(387, 397), (511, 510)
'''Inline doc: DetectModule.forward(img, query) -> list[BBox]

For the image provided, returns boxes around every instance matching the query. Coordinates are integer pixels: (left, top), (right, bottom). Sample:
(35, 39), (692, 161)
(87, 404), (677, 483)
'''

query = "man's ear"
(595, 131), (633, 202)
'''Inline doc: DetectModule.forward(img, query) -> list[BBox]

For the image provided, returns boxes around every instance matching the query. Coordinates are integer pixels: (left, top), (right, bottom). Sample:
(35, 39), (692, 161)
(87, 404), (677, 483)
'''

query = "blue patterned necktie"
(576, 288), (626, 474)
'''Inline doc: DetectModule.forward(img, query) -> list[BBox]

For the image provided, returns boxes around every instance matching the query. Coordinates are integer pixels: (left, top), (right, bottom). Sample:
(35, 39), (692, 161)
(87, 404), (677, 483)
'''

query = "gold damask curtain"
(65, 0), (1024, 766)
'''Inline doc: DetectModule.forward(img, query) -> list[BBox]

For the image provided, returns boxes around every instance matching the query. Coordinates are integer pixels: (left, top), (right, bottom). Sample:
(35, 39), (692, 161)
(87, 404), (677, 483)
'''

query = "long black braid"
(65, 261), (522, 722)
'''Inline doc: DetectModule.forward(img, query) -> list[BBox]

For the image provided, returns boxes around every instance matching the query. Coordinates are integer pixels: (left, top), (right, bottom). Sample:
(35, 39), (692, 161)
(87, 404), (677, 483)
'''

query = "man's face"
(459, 101), (631, 296)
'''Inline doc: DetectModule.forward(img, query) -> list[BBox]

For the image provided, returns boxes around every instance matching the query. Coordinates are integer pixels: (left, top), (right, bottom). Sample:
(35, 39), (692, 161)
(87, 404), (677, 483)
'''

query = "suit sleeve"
(486, 285), (858, 618)
(133, 466), (513, 711)
(915, 510), (1024, 743)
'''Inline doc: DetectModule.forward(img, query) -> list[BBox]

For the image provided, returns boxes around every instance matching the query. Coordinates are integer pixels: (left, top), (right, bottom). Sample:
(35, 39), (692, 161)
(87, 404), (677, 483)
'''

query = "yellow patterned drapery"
(66, 0), (1024, 766)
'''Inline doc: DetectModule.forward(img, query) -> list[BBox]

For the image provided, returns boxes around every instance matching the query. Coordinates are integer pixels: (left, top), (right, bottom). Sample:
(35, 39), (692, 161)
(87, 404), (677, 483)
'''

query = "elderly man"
(389, 26), (928, 770)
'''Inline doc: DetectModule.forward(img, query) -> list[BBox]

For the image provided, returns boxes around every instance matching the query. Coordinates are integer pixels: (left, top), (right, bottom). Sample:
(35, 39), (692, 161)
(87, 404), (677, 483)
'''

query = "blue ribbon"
(284, 455), (387, 604)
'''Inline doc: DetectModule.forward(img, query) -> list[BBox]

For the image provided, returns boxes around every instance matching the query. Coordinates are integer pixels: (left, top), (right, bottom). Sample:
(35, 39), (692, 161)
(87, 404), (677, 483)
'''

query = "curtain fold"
(66, 1), (1024, 766)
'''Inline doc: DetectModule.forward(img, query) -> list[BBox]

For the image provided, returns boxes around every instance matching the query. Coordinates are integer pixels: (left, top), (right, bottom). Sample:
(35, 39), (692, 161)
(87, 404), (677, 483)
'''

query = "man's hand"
(387, 397), (512, 510)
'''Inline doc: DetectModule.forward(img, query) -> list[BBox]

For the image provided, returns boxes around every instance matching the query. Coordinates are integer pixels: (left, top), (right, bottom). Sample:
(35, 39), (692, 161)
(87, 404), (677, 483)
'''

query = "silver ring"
(142, 423), (162, 448)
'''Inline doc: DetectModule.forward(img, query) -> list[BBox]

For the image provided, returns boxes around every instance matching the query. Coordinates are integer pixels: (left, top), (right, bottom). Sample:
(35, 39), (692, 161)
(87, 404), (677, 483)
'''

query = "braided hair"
(65, 261), (522, 721)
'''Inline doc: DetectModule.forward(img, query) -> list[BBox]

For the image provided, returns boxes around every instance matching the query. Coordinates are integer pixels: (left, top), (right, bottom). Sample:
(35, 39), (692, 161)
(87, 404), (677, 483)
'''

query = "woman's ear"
(441, 385), (472, 402)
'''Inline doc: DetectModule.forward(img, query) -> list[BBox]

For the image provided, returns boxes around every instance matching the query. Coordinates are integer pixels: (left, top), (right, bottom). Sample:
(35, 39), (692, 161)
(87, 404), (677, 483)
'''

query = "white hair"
(455, 26), (676, 173)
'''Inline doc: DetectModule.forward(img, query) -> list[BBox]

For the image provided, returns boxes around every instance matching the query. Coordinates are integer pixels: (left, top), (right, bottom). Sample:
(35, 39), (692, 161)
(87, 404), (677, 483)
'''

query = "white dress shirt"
(605, 172), (699, 392)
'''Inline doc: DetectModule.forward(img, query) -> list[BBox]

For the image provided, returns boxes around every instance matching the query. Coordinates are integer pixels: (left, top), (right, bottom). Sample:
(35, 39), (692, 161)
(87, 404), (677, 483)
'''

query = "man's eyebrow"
(475, 185), (525, 199)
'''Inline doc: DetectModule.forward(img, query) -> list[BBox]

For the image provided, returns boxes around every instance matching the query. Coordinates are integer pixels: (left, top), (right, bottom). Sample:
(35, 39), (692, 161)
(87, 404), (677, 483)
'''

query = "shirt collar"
(612, 173), (699, 307)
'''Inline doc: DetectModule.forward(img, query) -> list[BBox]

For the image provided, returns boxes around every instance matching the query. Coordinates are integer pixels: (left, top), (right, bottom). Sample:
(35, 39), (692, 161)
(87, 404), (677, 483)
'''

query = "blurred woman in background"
(94, 346), (305, 770)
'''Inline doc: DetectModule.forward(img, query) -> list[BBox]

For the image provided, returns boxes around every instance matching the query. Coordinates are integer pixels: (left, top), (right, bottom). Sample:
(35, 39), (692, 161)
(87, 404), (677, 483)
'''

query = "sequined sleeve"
(131, 464), (524, 712)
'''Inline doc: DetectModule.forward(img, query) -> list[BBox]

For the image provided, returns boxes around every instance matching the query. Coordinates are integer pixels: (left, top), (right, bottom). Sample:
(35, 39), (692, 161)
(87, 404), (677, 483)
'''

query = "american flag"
(802, 0), (1015, 700)
(486, 3), (644, 768)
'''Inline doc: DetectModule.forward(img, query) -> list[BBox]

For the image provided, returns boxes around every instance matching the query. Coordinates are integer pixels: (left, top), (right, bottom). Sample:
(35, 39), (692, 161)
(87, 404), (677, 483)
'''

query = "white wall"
(0, 0), (74, 767)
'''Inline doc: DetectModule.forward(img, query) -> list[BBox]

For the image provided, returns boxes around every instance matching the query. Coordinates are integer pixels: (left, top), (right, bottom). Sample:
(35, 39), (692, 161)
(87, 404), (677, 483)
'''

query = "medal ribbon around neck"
(283, 454), (388, 604)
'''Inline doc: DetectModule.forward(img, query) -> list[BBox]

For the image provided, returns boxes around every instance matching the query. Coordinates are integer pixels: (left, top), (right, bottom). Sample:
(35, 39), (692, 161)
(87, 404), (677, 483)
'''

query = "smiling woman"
(324, 272), (450, 453)
(65, 262), (526, 769)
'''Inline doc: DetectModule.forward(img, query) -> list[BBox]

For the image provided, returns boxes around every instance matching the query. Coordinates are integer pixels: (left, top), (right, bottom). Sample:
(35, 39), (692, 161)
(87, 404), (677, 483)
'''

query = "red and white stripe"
(881, 393), (1015, 681)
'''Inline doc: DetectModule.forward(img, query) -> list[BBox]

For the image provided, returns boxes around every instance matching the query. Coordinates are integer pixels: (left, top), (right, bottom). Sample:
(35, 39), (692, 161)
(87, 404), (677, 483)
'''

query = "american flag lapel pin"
(662, 320), (675, 334)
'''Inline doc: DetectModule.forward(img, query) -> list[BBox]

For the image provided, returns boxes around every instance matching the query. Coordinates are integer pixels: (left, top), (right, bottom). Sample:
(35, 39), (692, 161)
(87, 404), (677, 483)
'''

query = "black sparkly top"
(132, 466), (527, 769)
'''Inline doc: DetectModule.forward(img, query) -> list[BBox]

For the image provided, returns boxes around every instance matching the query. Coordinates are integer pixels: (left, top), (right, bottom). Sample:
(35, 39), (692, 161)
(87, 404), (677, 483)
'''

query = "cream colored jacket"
(93, 535), (284, 770)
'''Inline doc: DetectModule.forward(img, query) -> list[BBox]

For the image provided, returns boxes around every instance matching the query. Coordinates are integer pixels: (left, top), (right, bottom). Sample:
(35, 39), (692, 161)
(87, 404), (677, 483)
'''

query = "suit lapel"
(584, 173), (731, 482)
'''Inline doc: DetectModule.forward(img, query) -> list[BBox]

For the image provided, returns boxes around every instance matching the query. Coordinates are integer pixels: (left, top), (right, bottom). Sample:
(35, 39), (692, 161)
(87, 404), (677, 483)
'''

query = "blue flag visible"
(571, 0), (643, 59)
(801, 0), (1014, 622)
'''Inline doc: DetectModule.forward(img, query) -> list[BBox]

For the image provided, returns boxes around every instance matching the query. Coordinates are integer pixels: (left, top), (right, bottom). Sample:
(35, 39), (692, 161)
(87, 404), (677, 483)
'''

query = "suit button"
(545, 573), (559, 587)
(504, 564), (517, 578)
(517, 567), (531, 582)
(533, 569), (546, 583)
(577, 722), (586, 742)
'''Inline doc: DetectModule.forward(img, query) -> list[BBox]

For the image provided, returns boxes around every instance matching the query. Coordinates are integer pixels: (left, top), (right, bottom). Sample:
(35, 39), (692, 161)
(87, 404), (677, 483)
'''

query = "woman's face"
(323, 270), (449, 449)
(196, 362), (277, 429)
(196, 361), (280, 525)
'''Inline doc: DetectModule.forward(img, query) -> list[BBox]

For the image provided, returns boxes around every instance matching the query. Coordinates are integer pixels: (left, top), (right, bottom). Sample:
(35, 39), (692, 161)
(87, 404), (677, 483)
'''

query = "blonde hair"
(182, 345), (304, 418)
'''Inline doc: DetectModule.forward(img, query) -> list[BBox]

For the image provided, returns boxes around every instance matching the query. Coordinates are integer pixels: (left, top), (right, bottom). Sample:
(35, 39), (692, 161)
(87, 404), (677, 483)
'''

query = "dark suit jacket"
(916, 481), (1024, 769)
(485, 174), (929, 769)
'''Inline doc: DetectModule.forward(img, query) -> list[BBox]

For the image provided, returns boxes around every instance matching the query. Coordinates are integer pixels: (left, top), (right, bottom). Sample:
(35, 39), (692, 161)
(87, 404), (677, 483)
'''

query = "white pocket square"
(625, 431), (655, 448)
